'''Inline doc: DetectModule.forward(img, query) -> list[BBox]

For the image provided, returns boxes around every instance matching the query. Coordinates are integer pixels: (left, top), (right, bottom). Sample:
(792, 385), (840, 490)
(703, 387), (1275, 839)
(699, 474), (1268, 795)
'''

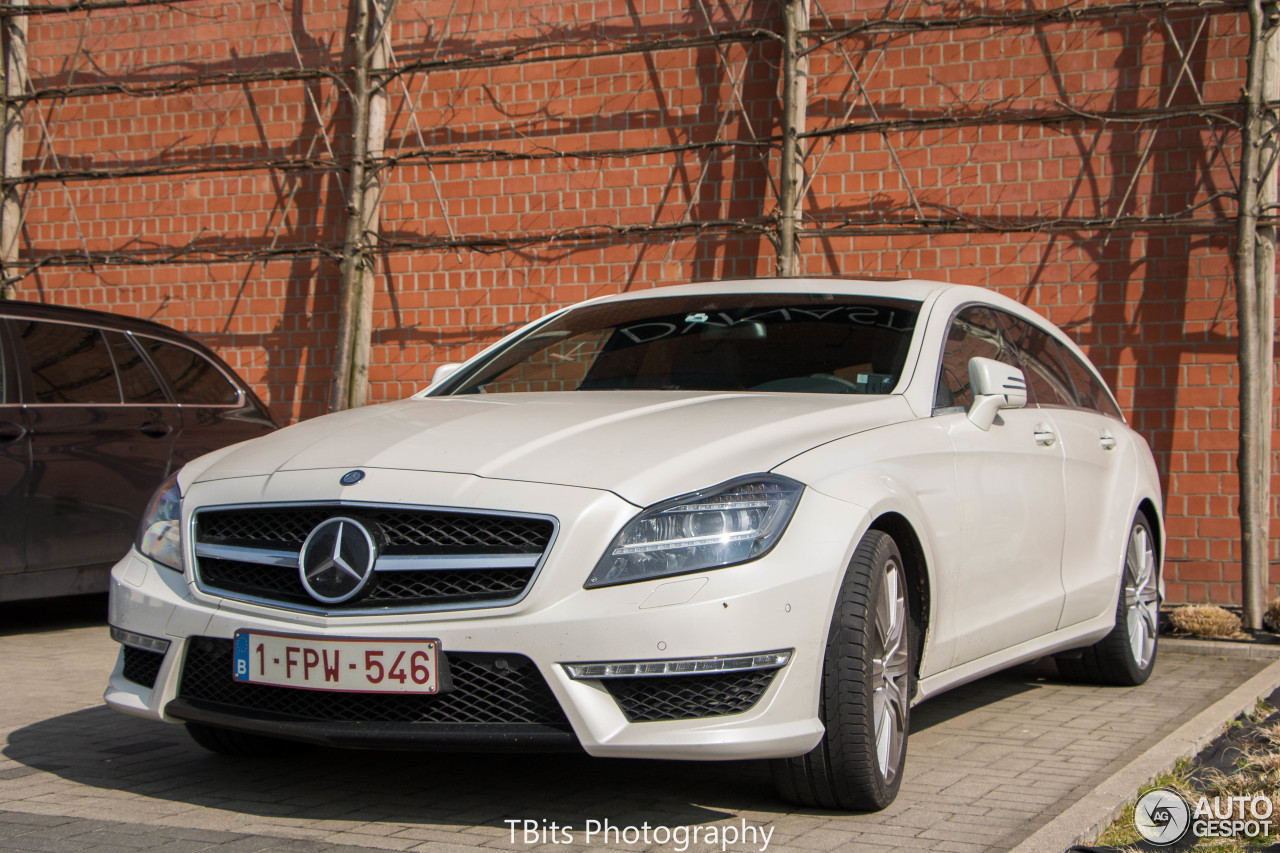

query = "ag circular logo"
(339, 469), (365, 486)
(1134, 787), (1191, 846)
(298, 517), (378, 604)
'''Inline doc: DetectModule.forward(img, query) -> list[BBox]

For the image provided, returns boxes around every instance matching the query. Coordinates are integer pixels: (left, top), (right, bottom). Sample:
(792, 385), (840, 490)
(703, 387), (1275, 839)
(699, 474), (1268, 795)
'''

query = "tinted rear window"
(105, 331), (168, 404)
(1061, 346), (1125, 420)
(137, 337), (240, 405)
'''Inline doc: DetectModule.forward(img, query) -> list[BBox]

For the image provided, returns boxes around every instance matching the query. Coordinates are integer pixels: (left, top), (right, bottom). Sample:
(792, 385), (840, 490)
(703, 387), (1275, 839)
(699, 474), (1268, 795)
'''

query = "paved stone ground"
(0, 598), (1270, 853)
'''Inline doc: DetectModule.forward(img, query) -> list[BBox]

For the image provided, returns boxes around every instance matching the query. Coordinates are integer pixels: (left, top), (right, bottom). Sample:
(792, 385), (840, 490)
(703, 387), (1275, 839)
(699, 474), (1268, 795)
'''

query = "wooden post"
(1238, 0), (1278, 630)
(1263, 7), (1280, 620)
(0, 1), (26, 300)
(777, 0), (809, 277)
(330, 0), (389, 412)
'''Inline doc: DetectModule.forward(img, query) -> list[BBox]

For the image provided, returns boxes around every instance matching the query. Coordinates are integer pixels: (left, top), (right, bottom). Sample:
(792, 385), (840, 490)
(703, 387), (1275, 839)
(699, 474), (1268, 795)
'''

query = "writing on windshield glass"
(618, 305), (914, 345)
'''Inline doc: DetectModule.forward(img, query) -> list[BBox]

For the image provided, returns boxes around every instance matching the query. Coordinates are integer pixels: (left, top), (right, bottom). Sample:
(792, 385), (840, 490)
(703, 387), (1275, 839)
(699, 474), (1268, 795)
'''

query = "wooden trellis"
(0, 0), (1273, 620)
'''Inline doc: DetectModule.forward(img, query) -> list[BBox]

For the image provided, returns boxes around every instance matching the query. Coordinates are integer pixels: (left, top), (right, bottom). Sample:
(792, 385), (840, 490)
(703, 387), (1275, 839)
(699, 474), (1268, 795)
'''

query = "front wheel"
(1055, 514), (1159, 686)
(771, 530), (914, 811)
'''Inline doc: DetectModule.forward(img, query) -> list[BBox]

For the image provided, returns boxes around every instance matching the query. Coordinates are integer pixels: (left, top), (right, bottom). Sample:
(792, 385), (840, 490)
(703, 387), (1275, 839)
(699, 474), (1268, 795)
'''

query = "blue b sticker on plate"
(233, 631), (251, 679)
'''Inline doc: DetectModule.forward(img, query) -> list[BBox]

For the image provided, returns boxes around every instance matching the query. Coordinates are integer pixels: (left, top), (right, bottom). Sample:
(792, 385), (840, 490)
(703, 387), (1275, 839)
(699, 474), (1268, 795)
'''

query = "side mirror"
(429, 363), (463, 386)
(967, 357), (1028, 430)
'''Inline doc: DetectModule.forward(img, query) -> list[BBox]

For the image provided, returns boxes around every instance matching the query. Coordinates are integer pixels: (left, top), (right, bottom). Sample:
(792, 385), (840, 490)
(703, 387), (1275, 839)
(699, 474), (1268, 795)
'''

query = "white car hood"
(187, 391), (914, 507)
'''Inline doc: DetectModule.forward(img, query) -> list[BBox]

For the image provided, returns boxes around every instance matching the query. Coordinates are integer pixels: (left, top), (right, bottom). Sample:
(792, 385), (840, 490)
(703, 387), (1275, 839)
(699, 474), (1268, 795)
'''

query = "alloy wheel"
(1124, 523), (1159, 669)
(871, 561), (910, 783)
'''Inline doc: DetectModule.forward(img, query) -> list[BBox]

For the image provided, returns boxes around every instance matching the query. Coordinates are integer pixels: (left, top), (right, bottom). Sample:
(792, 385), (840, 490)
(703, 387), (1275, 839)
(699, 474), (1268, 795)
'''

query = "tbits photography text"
(505, 818), (775, 852)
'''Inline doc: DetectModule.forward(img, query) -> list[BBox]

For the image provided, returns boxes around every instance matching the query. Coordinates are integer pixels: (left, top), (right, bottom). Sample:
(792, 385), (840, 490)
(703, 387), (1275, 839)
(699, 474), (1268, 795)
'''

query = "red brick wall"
(11, 0), (1279, 603)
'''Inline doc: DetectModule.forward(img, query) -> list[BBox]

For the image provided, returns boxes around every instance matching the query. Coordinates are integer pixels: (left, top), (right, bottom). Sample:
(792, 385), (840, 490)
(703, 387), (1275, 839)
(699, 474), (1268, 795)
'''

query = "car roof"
(589, 277), (951, 305)
(583, 279), (1064, 338)
(0, 300), (205, 345)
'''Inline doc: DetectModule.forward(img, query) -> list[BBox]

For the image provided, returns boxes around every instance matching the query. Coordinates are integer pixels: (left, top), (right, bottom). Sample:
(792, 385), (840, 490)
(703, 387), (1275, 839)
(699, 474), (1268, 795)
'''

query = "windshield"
(441, 293), (920, 396)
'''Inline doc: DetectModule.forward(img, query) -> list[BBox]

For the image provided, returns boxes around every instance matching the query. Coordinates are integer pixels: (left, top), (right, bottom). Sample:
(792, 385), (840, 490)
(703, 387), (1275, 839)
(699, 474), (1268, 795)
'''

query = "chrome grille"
(192, 503), (555, 612)
(198, 506), (552, 554)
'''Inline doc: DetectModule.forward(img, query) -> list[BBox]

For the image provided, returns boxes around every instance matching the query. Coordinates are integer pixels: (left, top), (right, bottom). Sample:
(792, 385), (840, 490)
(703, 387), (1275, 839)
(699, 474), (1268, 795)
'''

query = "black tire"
(185, 722), (303, 757)
(1055, 514), (1159, 686)
(771, 530), (914, 811)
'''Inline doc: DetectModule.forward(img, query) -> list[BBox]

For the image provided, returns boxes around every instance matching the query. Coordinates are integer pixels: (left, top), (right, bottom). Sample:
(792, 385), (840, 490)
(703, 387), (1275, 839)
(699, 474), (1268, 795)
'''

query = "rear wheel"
(1055, 514), (1159, 686)
(771, 530), (913, 811)
(185, 722), (303, 757)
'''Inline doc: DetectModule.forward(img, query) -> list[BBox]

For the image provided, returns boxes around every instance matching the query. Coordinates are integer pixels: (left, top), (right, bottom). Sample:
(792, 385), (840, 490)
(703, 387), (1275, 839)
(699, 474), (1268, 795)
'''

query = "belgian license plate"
(233, 631), (440, 694)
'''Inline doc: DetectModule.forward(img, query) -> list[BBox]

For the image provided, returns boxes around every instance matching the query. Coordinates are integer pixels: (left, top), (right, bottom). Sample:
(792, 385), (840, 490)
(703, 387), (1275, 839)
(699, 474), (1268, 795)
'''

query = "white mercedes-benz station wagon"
(105, 278), (1163, 810)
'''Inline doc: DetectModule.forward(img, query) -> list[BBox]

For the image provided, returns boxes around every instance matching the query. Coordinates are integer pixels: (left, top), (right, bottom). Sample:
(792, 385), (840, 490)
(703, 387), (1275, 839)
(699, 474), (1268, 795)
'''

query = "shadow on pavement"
(912, 657), (1059, 732)
(3, 657), (1068, 830)
(5, 705), (778, 828)
(0, 593), (107, 637)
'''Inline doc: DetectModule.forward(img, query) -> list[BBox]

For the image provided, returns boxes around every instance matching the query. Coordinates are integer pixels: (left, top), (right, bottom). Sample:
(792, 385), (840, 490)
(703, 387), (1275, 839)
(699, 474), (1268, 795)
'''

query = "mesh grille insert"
(177, 637), (571, 728)
(122, 646), (165, 689)
(602, 669), (777, 722)
(198, 506), (553, 554)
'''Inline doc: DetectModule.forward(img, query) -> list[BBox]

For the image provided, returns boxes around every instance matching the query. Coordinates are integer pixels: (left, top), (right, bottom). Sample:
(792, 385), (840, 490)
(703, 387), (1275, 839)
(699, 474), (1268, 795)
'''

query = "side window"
(997, 314), (1075, 408)
(936, 305), (1010, 411)
(474, 329), (611, 394)
(16, 320), (122, 404)
(1060, 347), (1125, 420)
(104, 331), (167, 404)
(137, 337), (240, 405)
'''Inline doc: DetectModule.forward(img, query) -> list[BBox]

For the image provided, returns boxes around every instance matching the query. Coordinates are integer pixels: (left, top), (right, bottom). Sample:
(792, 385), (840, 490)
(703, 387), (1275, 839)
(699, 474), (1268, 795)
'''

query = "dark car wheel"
(1055, 514), (1159, 686)
(772, 530), (913, 810)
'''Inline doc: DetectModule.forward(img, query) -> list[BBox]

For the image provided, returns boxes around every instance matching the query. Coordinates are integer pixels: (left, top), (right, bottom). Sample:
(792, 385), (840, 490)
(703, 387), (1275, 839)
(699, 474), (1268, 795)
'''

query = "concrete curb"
(1161, 636), (1280, 658)
(1008, 653), (1280, 853)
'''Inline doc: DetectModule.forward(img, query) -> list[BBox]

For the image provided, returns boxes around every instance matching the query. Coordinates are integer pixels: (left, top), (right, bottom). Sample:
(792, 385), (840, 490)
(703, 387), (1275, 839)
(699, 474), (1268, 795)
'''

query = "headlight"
(137, 474), (182, 572)
(587, 476), (803, 588)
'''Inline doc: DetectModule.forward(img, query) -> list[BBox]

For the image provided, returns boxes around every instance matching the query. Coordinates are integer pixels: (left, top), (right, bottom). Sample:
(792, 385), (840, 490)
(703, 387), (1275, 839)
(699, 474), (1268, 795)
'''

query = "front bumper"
(105, 469), (866, 761)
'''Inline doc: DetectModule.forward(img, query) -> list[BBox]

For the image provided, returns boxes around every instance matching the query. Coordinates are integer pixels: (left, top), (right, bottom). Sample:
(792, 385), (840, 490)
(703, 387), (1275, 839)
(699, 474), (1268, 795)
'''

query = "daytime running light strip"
(563, 650), (791, 680)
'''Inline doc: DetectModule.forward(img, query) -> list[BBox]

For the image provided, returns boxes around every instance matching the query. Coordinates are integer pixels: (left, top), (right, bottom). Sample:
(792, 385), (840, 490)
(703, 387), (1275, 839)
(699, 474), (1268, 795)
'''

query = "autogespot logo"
(1134, 787), (1191, 846)
(1132, 788), (1276, 845)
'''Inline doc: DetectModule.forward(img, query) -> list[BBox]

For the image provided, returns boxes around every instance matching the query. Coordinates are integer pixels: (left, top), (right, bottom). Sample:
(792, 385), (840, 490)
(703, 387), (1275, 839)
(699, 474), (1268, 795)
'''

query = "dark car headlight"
(136, 474), (183, 572)
(587, 476), (803, 588)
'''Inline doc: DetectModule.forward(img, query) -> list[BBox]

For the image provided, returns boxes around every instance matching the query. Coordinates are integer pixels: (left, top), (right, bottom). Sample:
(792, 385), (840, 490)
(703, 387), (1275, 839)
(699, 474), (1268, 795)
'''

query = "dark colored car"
(0, 301), (276, 601)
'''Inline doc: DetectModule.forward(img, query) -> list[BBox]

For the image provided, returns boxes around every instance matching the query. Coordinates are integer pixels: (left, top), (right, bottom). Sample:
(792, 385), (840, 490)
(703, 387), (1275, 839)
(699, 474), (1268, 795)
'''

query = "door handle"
(1100, 433), (1117, 451)
(1033, 424), (1057, 447)
(139, 420), (173, 439)
(0, 420), (25, 443)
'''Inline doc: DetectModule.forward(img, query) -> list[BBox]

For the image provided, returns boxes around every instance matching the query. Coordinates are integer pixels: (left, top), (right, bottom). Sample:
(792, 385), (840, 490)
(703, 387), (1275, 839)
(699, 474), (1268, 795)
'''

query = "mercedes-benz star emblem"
(298, 517), (378, 604)
(339, 470), (365, 486)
